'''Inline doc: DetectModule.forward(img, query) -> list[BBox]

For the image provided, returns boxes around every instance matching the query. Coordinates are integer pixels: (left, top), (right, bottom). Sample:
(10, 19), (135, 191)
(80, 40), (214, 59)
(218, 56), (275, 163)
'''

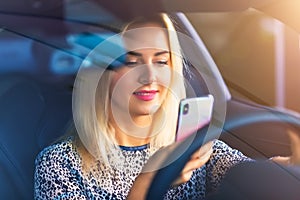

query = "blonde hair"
(72, 13), (186, 168)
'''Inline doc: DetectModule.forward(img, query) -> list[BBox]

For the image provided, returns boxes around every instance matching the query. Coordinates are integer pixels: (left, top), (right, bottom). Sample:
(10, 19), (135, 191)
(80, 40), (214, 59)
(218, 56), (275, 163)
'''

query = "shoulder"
(34, 138), (85, 199)
(35, 137), (78, 167)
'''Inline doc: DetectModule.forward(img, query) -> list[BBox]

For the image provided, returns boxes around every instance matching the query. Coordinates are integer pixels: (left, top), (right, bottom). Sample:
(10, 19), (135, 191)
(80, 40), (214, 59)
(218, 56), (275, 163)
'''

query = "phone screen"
(175, 95), (214, 142)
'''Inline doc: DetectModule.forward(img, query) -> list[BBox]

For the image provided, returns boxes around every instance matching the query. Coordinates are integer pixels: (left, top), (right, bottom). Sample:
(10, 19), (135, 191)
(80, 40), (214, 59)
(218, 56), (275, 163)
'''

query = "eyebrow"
(127, 50), (169, 57)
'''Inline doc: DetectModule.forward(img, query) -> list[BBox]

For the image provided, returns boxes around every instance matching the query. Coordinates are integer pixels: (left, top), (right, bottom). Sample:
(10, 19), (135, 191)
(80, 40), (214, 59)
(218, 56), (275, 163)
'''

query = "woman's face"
(109, 23), (172, 122)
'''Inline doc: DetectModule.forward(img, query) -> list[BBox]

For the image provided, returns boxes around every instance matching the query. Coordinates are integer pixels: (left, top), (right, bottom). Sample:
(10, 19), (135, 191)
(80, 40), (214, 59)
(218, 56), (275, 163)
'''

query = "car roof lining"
(1, 0), (299, 33)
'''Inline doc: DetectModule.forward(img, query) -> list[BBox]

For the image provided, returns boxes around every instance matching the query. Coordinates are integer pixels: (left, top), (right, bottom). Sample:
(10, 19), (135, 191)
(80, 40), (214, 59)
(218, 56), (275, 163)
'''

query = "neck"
(115, 127), (151, 146)
(110, 112), (153, 146)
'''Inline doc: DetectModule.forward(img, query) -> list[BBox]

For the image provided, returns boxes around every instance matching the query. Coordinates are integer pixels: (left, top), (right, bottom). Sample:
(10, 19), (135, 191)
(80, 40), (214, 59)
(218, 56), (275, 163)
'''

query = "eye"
(157, 60), (168, 65)
(155, 60), (169, 66)
(124, 61), (138, 66)
(124, 58), (142, 67)
(154, 54), (170, 66)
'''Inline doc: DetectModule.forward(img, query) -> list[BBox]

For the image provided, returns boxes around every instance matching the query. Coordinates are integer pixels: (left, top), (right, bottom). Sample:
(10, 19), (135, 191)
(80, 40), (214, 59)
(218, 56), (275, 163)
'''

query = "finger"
(182, 159), (203, 174)
(172, 170), (194, 186)
(191, 141), (213, 159)
(270, 156), (291, 165)
(288, 130), (300, 165)
(173, 148), (213, 186)
(171, 142), (213, 186)
(177, 146), (213, 183)
(191, 145), (213, 166)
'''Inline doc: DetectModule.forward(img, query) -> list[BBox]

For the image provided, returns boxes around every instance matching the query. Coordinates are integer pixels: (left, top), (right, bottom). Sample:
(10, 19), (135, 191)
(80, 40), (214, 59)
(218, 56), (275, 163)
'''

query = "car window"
(187, 9), (300, 115)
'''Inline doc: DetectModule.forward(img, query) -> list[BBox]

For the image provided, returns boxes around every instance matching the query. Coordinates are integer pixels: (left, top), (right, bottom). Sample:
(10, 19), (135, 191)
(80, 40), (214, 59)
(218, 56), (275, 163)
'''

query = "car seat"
(0, 74), (72, 199)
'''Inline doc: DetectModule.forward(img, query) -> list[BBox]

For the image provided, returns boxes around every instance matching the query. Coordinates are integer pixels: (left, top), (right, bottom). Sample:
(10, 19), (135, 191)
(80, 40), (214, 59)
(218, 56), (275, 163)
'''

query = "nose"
(138, 64), (156, 85)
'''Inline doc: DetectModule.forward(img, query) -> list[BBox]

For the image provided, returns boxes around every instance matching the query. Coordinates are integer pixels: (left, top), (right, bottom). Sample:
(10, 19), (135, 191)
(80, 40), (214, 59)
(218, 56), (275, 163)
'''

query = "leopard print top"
(34, 139), (250, 200)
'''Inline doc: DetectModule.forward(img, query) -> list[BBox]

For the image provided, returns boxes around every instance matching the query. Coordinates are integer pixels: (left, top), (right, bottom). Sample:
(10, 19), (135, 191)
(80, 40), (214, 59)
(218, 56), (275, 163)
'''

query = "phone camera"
(183, 103), (189, 115)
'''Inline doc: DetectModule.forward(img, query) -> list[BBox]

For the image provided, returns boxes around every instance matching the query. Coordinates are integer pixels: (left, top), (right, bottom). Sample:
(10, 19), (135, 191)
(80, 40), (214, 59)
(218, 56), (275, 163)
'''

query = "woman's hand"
(172, 141), (213, 185)
(126, 141), (214, 200)
(271, 130), (300, 166)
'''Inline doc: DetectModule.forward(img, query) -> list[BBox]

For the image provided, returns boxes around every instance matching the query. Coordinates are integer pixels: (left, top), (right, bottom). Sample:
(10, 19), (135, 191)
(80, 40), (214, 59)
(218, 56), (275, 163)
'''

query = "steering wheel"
(146, 107), (300, 199)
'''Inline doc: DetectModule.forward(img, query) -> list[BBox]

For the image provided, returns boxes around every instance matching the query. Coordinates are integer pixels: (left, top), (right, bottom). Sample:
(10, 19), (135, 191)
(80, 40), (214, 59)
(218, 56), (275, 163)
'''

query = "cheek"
(109, 72), (129, 104)
(157, 67), (172, 88)
(109, 73), (121, 96)
(109, 70), (130, 95)
(109, 70), (139, 99)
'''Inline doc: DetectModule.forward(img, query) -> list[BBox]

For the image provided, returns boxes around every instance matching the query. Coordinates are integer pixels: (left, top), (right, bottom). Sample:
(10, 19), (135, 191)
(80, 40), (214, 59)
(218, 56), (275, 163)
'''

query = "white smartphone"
(175, 95), (214, 142)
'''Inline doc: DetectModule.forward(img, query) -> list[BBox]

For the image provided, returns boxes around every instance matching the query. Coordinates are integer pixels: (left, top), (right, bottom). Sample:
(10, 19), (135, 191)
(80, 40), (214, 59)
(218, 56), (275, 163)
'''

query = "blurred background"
(187, 9), (300, 114)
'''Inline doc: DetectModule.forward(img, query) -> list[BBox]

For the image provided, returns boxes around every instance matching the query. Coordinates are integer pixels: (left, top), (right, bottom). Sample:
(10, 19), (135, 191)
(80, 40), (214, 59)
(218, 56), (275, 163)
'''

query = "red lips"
(133, 90), (158, 101)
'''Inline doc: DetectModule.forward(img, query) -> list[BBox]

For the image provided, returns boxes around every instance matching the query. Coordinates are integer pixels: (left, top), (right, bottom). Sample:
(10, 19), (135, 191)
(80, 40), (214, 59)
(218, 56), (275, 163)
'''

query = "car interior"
(1, 0), (300, 199)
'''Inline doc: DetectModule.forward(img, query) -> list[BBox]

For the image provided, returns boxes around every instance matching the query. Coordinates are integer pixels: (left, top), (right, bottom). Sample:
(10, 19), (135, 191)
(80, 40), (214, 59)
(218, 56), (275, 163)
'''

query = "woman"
(34, 14), (250, 200)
